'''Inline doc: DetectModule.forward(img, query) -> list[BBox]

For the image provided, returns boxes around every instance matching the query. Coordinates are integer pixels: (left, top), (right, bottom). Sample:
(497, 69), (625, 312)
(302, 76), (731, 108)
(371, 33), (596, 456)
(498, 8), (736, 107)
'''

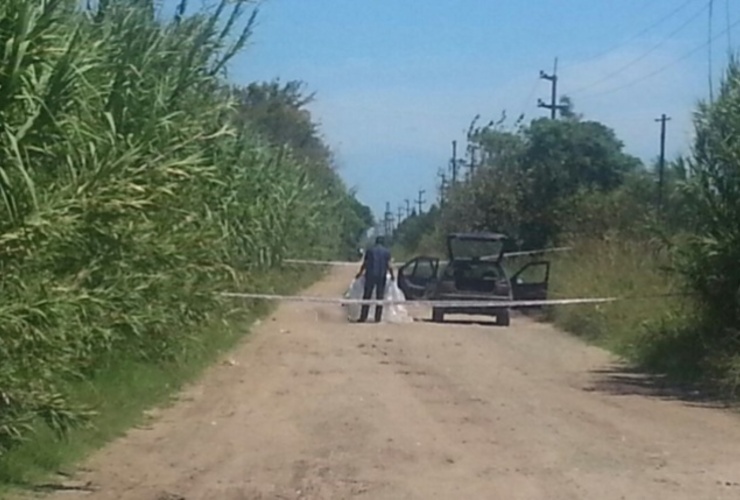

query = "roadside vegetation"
(0, 0), (371, 489)
(393, 60), (740, 398)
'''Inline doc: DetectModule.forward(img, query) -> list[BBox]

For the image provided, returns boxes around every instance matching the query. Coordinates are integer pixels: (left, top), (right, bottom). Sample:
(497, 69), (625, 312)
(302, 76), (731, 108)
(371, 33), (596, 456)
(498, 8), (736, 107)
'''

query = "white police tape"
(499, 247), (572, 258)
(218, 292), (617, 309)
(283, 259), (359, 267)
(283, 247), (573, 268)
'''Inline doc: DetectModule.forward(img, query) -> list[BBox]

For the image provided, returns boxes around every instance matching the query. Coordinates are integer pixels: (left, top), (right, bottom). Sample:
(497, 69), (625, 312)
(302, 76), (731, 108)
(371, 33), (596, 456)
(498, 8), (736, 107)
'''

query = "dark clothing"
(359, 274), (387, 323)
(363, 244), (392, 278)
(357, 243), (392, 323)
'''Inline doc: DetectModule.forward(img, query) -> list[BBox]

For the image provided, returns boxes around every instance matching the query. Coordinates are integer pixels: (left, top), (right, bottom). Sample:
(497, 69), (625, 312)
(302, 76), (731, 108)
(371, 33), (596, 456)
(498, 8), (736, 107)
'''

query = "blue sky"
(184, 0), (737, 219)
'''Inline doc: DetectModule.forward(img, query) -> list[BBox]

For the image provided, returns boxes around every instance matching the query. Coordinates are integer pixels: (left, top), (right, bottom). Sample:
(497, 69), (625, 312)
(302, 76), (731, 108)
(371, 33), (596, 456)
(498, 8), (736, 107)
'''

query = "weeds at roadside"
(547, 237), (740, 400)
(0, 266), (324, 492)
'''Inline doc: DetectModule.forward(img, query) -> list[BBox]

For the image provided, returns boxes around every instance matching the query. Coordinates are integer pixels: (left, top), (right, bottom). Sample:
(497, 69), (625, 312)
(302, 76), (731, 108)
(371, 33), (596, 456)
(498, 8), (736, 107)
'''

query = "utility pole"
(384, 202), (392, 237)
(404, 198), (411, 217)
(437, 169), (448, 207)
(468, 144), (478, 177)
(450, 140), (459, 185)
(397, 205), (404, 226)
(417, 189), (426, 215)
(655, 114), (671, 216)
(538, 57), (567, 119)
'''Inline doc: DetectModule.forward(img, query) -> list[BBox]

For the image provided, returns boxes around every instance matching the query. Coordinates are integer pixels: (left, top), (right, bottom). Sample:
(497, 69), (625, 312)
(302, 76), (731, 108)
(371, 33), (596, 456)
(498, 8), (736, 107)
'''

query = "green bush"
(0, 0), (366, 457)
(668, 58), (740, 395)
(549, 238), (685, 358)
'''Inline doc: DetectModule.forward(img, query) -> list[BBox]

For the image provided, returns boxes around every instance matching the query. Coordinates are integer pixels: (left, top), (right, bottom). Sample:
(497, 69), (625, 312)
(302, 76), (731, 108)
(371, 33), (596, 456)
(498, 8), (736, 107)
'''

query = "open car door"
(398, 257), (439, 300)
(511, 261), (550, 303)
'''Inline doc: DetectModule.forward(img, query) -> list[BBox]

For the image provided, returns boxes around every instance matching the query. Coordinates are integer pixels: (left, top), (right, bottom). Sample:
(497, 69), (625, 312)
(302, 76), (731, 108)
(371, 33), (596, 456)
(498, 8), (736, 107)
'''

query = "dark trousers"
(359, 275), (387, 323)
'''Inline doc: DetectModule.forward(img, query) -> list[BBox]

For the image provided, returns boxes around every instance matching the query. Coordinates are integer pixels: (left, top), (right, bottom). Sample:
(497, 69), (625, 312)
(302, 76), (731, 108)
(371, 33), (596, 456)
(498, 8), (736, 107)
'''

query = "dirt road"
(41, 266), (740, 500)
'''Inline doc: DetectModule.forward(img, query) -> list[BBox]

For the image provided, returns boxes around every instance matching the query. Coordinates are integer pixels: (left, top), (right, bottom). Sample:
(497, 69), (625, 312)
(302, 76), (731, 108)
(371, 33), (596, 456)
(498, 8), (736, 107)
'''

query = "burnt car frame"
(397, 232), (550, 326)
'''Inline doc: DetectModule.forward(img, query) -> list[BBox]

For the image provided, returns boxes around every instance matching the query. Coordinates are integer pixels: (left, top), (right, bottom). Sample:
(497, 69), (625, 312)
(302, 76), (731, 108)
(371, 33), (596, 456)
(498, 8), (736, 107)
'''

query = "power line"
(727, 0), (733, 51)
(560, 0), (701, 71)
(568, 1), (712, 96)
(708, 0), (715, 103)
(517, 77), (541, 117)
(577, 15), (740, 99)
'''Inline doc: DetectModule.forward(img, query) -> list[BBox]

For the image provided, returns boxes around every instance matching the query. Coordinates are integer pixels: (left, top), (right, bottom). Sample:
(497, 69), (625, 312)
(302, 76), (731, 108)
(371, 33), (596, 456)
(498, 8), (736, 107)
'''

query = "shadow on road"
(419, 319), (501, 327)
(584, 364), (736, 410)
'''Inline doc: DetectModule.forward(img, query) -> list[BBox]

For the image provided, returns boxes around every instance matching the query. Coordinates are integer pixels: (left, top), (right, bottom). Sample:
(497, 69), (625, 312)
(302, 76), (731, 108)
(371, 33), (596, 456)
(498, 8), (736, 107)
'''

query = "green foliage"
(0, 0), (370, 457)
(668, 58), (740, 394)
(557, 172), (656, 240)
(230, 79), (373, 260)
(548, 238), (711, 386)
(339, 193), (375, 259)
(232, 80), (331, 166)
(679, 59), (740, 326)
(518, 117), (642, 247)
(427, 108), (644, 250)
(393, 206), (440, 257)
(549, 238), (681, 349)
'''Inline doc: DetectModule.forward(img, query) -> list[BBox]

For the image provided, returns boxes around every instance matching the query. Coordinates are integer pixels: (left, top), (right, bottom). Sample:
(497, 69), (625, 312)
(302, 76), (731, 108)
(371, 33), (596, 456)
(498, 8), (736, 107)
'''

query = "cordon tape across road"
(218, 292), (618, 309)
(228, 249), (685, 309)
(283, 247), (574, 268)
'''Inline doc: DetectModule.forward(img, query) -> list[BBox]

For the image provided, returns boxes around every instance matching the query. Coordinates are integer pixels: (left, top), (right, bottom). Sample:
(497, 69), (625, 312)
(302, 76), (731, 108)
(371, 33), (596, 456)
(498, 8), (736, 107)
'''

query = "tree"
(398, 105), (644, 253)
(232, 80), (331, 164)
(557, 95), (581, 121)
(677, 58), (740, 331)
(517, 117), (642, 247)
(393, 206), (440, 254)
(230, 79), (374, 258)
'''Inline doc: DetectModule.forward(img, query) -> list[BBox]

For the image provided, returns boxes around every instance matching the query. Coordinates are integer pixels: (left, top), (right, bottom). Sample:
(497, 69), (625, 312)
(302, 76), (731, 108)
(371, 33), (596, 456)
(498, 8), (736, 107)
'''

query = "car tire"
(496, 309), (510, 327)
(432, 308), (444, 323)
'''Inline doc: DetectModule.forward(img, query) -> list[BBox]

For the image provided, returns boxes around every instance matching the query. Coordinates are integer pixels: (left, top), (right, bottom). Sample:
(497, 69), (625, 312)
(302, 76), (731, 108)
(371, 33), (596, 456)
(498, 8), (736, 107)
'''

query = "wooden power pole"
(417, 189), (426, 214)
(451, 140), (458, 185)
(655, 113), (671, 215)
(538, 58), (567, 119)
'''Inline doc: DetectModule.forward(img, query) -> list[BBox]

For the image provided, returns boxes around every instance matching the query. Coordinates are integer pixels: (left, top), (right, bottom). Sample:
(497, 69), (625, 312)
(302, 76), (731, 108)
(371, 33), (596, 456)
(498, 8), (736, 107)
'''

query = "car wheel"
(496, 310), (510, 327)
(432, 308), (444, 323)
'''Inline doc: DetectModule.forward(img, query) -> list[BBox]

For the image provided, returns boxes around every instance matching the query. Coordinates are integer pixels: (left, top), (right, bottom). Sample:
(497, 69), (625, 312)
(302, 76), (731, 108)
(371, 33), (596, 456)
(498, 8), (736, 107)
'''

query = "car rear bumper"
(432, 306), (507, 317)
(429, 293), (512, 316)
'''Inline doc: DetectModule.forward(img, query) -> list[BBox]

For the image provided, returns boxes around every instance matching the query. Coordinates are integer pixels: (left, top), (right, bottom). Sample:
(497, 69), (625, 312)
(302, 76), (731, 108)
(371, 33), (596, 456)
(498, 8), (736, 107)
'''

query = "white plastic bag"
(384, 278), (413, 324)
(343, 276), (366, 322)
(343, 273), (413, 324)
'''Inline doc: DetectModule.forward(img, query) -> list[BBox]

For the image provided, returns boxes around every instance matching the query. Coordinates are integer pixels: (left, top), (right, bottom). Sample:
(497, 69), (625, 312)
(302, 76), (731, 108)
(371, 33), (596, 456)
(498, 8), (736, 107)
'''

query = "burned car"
(397, 232), (550, 326)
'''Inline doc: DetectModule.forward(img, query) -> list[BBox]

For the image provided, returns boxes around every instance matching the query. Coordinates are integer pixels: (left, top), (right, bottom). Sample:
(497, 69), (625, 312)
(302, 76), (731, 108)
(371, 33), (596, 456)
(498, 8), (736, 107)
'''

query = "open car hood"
(446, 232), (507, 262)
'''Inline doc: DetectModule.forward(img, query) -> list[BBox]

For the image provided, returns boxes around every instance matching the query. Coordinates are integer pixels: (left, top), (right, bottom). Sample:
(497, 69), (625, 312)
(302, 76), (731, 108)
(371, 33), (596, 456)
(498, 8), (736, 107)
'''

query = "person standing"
(355, 236), (394, 323)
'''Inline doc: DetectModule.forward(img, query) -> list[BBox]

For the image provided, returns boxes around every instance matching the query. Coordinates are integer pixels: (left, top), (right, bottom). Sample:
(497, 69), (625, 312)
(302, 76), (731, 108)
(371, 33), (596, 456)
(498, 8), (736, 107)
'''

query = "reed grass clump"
(0, 0), (361, 456)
